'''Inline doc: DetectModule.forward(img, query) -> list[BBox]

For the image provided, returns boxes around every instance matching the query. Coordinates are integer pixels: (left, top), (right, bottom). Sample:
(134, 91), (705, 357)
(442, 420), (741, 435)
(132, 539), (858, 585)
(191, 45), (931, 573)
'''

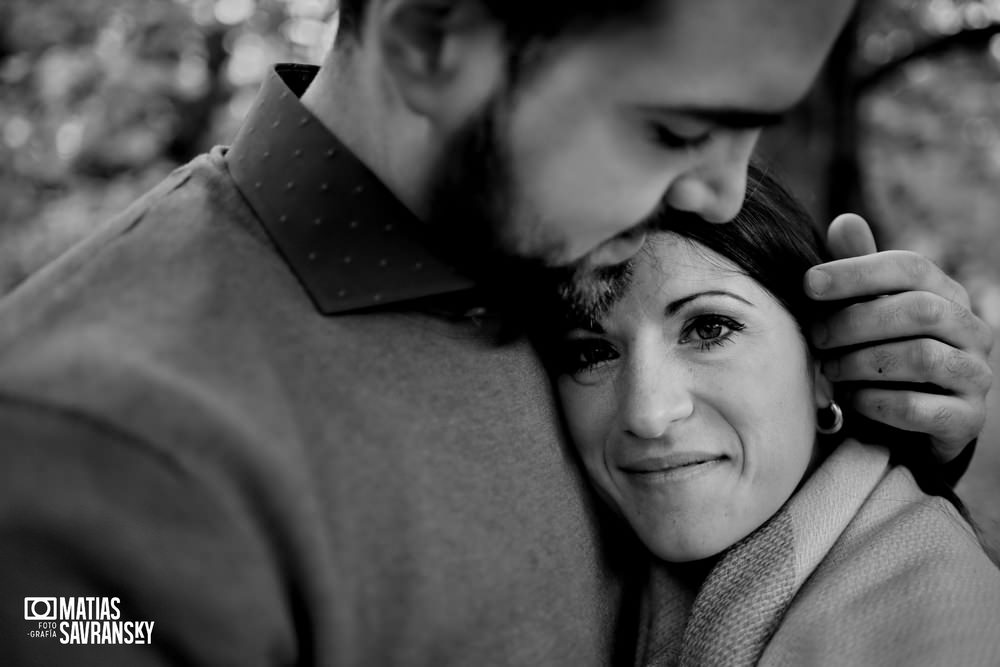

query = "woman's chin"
(640, 521), (759, 564)
(649, 540), (728, 564)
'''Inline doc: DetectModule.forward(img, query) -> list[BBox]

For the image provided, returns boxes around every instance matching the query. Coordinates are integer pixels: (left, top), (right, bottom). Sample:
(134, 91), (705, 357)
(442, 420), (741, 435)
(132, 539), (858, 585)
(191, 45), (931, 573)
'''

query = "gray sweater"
(0, 132), (638, 664)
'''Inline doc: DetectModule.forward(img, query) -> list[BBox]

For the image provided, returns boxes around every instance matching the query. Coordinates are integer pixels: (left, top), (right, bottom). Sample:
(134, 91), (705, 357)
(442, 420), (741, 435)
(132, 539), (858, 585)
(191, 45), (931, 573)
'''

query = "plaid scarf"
(636, 440), (891, 667)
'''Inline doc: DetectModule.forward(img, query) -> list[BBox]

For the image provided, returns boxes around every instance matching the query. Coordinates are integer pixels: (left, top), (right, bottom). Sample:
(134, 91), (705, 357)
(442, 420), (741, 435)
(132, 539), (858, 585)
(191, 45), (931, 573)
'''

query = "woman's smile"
(558, 232), (822, 562)
(619, 451), (729, 481)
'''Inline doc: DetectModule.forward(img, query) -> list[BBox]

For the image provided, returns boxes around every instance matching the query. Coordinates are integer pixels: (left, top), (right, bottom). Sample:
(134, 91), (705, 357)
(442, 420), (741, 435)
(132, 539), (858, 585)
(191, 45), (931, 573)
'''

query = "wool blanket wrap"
(636, 438), (1000, 666)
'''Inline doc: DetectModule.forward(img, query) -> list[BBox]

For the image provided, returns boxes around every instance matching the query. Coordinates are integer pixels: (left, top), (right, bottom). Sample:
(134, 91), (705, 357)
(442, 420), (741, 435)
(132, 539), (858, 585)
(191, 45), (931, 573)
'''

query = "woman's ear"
(812, 358), (835, 412)
(373, 0), (505, 127)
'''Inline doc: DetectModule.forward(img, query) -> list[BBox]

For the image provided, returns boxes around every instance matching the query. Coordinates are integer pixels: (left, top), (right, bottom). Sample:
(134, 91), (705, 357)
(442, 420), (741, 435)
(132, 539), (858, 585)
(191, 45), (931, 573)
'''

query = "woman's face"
(556, 232), (826, 562)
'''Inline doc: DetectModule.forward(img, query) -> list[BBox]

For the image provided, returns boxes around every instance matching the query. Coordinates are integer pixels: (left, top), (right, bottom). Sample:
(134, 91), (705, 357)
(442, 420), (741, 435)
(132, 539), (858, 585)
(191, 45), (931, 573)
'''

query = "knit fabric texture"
(638, 439), (1000, 666)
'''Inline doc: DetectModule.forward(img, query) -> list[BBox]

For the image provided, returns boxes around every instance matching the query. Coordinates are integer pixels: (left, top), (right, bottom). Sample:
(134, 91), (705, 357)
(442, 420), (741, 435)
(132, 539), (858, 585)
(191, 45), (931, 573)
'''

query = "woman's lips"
(620, 452), (727, 475)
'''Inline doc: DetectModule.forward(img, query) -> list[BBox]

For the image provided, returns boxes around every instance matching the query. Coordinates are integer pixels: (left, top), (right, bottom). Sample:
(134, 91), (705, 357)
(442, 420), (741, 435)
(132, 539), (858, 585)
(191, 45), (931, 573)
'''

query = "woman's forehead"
(638, 233), (742, 280)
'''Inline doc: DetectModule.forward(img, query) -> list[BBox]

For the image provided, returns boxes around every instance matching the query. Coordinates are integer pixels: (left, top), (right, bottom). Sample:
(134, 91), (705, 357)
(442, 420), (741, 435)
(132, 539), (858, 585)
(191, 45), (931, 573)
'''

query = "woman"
(549, 166), (1000, 666)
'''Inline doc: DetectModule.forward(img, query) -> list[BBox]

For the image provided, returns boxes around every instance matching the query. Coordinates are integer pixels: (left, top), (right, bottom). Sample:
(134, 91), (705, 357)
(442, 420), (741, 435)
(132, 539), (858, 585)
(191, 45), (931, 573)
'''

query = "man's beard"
(423, 94), (634, 327)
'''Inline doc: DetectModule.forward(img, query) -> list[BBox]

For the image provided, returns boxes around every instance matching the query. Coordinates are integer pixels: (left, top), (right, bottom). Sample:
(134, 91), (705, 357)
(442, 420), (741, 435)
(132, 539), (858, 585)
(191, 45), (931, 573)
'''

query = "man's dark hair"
(336, 0), (656, 76)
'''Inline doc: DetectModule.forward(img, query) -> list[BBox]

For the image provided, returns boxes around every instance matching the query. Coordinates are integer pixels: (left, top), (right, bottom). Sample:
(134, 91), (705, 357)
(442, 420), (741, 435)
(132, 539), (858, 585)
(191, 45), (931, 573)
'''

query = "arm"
(0, 398), (296, 667)
(804, 214), (994, 475)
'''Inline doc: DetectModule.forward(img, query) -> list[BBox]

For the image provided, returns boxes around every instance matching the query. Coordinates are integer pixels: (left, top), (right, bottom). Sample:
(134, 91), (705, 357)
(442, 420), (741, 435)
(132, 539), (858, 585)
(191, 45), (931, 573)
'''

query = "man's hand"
(804, 214), (994, 462)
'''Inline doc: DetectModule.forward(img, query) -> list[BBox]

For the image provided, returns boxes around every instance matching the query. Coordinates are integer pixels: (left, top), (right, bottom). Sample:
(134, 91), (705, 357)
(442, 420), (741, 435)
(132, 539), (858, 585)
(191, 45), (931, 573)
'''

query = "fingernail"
(807, 269), (831, 296)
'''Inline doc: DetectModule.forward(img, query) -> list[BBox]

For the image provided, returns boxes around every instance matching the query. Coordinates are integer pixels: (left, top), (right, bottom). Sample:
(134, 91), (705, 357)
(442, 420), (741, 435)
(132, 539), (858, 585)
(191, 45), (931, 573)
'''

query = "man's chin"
(548, 258), (634, 325)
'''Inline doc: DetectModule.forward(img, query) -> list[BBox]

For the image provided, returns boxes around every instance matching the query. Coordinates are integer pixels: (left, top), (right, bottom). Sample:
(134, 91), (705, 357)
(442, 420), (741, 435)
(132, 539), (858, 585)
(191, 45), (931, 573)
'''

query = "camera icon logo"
(24, 597), (57, 621)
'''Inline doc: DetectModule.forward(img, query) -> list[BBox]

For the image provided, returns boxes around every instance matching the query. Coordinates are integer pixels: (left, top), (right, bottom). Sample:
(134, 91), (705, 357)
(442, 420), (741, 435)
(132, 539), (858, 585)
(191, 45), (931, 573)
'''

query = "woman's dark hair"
(649, 163), (990, 555)
(654, 161), (831, 340)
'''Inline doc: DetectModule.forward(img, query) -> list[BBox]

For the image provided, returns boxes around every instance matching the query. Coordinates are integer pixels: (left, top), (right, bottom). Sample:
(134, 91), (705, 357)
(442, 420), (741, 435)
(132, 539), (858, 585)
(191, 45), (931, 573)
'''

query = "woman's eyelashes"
(679, 314), (746, 351)
(559, 314), (746, 377)
(559, 338), (620, 376)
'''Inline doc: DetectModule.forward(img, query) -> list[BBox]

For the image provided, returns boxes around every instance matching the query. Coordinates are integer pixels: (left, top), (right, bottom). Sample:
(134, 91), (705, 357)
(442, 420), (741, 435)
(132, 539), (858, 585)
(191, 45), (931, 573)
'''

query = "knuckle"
(899, 393), (926, 425)
(912, 339), (943, 374)
(910, 294), (945, 328)
(942, 401), (981, 445)
(901, 251), (932, 284)
(945, 277), (971, 308)
(979, 364), (993, 393)
(969, 357), (993, 393)
(943, 349), (974, 380)
(946, 297), (971, 326)
(939, 348), (992, 393)
(975, 316), (996, 354)
(930, 403), (953, 429)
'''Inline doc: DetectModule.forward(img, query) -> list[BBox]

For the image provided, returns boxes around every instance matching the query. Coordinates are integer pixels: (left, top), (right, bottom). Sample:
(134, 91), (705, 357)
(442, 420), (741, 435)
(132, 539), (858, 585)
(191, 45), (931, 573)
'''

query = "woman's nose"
(620, 362), (694, 440)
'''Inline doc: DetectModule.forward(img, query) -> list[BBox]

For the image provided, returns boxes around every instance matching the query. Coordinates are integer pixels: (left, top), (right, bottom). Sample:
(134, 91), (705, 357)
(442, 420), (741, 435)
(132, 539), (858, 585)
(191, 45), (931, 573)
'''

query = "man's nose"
(663, 131), (757, 224)
(620, 361), (694, 440)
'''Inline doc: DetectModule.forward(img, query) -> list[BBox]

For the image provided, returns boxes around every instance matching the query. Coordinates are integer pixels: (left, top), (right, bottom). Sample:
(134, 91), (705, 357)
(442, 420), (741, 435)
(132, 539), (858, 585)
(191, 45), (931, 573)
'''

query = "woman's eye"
(694, 321), (725, 340)
(558, 339), (619, 376)
(681, 315), (745, 350)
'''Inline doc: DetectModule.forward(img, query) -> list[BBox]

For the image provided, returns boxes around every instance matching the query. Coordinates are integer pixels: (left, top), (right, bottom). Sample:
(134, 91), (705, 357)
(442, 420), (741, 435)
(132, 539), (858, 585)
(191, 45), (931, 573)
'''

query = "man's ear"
(373, 0), (505, 127)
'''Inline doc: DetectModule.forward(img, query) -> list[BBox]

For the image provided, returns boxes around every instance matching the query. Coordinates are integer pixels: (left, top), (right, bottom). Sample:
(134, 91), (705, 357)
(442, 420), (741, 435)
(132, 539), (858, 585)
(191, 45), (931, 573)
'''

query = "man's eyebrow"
(647, 106), (788, 130)
(666, 290), (755, 315)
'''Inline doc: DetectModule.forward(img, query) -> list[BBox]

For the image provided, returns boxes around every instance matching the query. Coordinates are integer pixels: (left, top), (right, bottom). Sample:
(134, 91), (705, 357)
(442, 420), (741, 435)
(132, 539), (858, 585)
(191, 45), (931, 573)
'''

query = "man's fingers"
(812, 291), (993, 353)
(804, 250), (970, 307)
(826, 213), (877, 259)
(822, 339), (993, 395)
(849, 388), (984, 461)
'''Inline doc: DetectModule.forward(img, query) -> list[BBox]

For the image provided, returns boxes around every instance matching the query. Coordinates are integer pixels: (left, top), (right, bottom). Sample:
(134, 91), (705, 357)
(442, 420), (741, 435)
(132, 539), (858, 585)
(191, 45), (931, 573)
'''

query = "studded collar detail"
(226, 64), (474, 314)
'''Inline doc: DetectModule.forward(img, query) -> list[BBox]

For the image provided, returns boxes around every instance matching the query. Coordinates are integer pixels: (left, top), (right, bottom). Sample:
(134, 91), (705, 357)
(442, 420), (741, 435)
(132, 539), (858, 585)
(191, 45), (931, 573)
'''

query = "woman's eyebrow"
(665, 290), (755, 315)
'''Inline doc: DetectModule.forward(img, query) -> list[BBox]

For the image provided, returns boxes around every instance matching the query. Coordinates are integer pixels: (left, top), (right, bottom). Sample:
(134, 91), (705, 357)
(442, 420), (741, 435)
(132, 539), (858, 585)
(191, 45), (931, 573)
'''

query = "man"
(0, 1), (992, 665)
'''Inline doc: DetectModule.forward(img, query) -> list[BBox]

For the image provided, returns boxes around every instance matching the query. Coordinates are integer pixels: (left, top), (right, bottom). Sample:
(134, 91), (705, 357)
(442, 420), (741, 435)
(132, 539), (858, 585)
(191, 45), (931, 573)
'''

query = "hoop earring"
(817, 401), (844, 435)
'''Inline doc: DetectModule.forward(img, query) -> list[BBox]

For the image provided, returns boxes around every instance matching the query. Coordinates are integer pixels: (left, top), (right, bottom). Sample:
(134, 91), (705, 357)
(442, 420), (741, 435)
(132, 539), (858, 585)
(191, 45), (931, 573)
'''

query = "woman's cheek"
(560, 381), (619, 492)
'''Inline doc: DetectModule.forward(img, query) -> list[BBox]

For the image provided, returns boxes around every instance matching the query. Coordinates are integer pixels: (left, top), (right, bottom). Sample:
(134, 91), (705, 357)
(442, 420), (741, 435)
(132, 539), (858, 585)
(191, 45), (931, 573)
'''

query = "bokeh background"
(0, 0), (998, 548)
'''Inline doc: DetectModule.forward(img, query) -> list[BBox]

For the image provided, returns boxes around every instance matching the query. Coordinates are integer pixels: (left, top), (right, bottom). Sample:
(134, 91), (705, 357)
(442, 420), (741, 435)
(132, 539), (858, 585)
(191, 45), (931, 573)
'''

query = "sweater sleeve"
(0, 398), (297, 667)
